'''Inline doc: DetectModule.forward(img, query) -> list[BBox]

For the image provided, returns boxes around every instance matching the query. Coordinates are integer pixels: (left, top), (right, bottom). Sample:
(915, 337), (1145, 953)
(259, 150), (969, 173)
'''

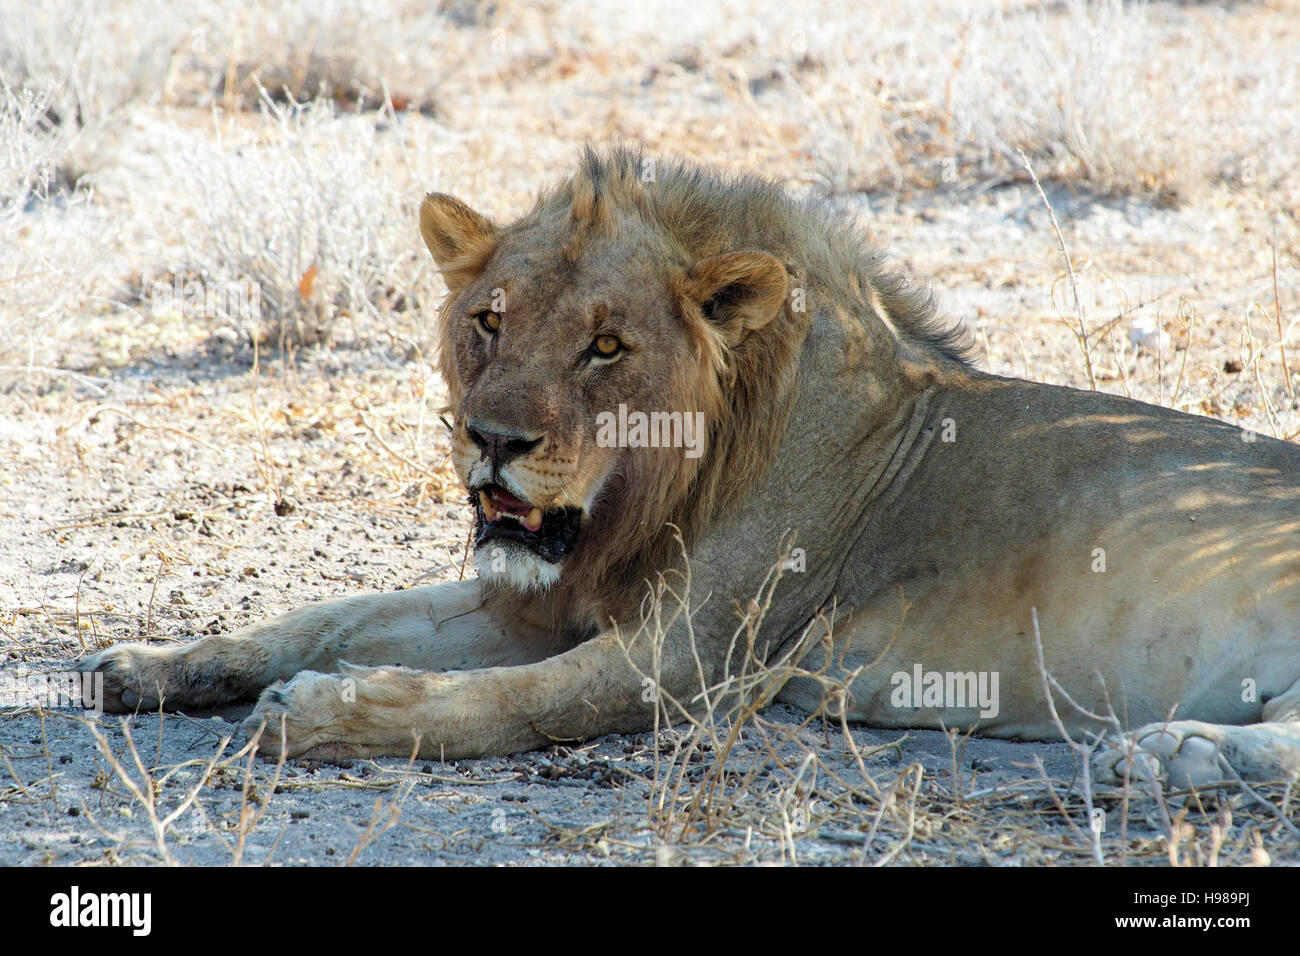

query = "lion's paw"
(1094, 720), (1232, 790)
(243, 671), (361, 761)
(75, 644), (180, 712)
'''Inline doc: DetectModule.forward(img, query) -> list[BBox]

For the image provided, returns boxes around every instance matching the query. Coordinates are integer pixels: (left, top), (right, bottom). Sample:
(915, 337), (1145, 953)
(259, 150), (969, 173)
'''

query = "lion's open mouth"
(470, 484), (582, 563)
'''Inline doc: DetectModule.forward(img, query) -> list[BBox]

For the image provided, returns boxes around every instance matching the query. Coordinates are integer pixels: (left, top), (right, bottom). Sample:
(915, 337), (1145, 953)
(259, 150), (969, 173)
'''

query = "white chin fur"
(474, 543), (562, 592)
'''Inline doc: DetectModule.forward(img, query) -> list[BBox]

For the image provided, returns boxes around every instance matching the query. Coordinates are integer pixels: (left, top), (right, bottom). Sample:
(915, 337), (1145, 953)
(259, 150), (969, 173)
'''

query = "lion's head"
(419, 146), (968, 619)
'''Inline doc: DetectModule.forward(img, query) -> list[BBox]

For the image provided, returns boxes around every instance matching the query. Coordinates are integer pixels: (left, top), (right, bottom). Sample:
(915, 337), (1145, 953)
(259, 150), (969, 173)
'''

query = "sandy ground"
(1, 705), (1085, 866)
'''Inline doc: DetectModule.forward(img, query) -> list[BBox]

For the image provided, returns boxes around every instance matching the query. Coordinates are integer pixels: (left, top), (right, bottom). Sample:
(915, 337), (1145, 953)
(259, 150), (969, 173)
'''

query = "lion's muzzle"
(470, 485), (583, 564)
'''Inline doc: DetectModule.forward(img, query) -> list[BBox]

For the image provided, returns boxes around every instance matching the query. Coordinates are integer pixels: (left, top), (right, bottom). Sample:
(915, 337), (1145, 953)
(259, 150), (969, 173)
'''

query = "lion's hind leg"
(1094, 679), (1300, 789)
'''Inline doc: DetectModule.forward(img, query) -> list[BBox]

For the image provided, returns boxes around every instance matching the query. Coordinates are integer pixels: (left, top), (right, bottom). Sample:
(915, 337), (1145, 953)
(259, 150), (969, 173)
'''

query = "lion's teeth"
(480, 491), (541, 532)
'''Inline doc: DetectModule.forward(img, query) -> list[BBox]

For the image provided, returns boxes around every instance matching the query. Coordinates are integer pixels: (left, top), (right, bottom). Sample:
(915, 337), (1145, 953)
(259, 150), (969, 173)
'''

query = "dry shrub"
(0, 83), (110, 367)
(160, 95), (428, 350)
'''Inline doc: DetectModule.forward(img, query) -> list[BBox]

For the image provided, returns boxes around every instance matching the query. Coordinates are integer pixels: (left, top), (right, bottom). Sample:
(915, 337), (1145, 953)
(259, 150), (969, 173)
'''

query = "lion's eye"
(592, 334), (623, 357)
(476, 310), (501, 334)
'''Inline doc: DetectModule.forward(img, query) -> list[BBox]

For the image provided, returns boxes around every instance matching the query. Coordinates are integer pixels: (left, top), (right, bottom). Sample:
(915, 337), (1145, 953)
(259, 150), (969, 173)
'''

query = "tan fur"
(78, 147), (1300, 789)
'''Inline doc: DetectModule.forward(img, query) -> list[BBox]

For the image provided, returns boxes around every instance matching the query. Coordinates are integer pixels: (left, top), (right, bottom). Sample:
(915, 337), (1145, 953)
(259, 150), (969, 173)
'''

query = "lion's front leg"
(76, 579), (569, 713)
(243, 629), (715, 760)
(76, 637), (275, 713)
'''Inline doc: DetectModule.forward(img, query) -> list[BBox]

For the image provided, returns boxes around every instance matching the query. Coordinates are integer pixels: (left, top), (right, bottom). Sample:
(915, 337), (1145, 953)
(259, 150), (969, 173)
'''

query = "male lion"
(78, 147), (1300, 789)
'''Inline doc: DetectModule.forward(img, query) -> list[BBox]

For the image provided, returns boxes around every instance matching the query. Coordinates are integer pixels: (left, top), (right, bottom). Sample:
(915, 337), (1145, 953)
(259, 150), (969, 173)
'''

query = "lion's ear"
(419, 193), (497, 292)
(681, 251), (789, 346)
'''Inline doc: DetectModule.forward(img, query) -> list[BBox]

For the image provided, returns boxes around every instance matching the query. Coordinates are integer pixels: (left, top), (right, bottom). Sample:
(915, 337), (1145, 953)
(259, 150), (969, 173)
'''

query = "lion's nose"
(467, 421), (542, 467)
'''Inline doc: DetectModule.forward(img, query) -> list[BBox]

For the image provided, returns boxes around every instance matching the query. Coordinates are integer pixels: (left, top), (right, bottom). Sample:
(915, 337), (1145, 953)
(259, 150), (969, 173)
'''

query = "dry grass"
(156, 96), (436, 349)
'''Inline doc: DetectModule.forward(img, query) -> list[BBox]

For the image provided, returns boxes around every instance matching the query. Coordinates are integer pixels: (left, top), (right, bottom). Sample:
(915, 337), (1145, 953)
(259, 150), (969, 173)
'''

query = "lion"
(76, 146), (1300, 790)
